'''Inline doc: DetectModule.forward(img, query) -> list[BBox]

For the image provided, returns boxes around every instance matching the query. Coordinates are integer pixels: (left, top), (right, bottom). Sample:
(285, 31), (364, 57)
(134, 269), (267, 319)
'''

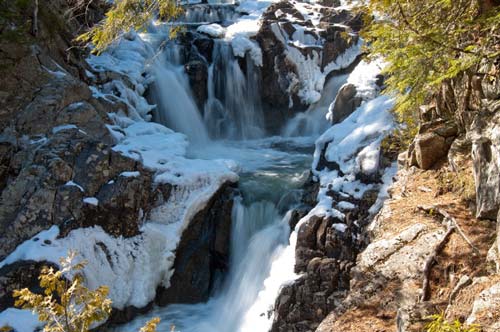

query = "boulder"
(155, 183), (235, 306)
(328, 83), (362, 124)
(407, 120), (458, 170)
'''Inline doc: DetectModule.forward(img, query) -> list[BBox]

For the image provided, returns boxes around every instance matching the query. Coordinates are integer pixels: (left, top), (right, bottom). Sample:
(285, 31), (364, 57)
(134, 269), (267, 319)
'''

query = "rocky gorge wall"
(0, 0), (236, 325)
(269, 35), (500, 332)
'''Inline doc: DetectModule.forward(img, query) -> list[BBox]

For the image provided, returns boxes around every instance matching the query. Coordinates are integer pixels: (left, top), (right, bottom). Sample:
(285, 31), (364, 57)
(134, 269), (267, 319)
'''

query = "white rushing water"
(204, 40), (265, 139)
(114, 2), (348, 330)
(283, 74), (349, 137)
(113, 136), (312, 332)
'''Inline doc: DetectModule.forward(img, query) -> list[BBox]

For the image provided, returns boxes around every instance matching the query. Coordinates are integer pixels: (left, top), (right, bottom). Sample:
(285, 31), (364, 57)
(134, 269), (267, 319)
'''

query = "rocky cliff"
(271, 29), (500, 332)
(0, 0), (236, 325)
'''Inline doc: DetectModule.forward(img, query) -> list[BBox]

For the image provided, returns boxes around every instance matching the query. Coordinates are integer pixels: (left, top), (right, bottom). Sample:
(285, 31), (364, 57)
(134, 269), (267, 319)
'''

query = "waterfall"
(151, 46), (210, 144)
(182, 4), (239, 24)
(117, 195), (297, 332)
(204, 41), (265, 140)
(283, 74), (349, 137)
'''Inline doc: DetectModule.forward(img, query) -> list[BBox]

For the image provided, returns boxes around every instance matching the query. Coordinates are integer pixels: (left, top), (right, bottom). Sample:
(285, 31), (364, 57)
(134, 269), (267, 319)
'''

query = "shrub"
(426, 313), (480, 332)
(3, 251), (160, 332)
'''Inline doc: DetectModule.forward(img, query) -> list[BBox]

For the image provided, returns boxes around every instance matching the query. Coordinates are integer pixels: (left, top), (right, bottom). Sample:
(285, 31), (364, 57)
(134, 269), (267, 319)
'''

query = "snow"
(337, 201), (355, 210)
(52, 124), (78, 134)
(269, 19), (362, 105)
(346, 58), (386, 100)
(282, 58), (395, 265)
(0, 308), (42, 332)
(332, 223), (348, 233)
(120, 171), (140, 178)
(197, 23), (226, 38)
(83, 197), (99, 206)
(230, 35), (263, 66)
(316, 95), (394, 175)
(65, 180), (84, 192)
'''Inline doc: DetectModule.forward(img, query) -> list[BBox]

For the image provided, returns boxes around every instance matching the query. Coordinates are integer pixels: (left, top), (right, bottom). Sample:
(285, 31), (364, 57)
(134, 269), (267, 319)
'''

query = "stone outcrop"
(272, 134), (389, 332)
(0, 0), (235, 325)
(406, 120), (458, 170)
(328, 83), (362, 124)
(470, 109), (500, 220)
(253, 1), (362, 130)
(407, 61), (500, 221)
(156, 183), (235, 306)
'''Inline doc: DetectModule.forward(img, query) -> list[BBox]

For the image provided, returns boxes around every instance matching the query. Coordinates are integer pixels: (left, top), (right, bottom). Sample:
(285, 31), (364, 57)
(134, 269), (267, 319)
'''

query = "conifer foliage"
(77, 0), (182, 53)
(358, 0), (500, 123)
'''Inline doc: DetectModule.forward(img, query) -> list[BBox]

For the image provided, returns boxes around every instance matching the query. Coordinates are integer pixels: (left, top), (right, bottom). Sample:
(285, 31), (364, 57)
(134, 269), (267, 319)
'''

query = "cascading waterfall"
(182, 4), (239, 24)
(119, 4), (350, 331)
(116, 190), (301, 332)
(151, 45), (210, 143)
(283, 74), (348, 137)
(204, 40), (266, 140)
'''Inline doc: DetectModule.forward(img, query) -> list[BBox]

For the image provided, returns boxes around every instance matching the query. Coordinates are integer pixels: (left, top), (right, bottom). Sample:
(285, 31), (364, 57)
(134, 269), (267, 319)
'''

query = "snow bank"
(197, 23), (226, 38)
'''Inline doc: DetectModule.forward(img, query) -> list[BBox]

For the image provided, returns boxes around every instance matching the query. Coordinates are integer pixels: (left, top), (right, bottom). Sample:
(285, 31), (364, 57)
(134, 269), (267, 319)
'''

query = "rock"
(193, 36), (214, 63)
(413, 132), (448, 170)
(185, 50), (209, 109)
(0, 260), (58, 311)
(317, 0), (341, 7)
(0, 127), (156, 261)
(466, 282), (500, 332)
(255, 19), (297, 124)
(328, 83), (362, 124)
(487, 211), (500, 273)
(470, 111), (500, 219)
(407, 120), (458, 170)
(321, 27), (359, 70)
(155, 183), (235, 306)
(397, 302), (438, 332)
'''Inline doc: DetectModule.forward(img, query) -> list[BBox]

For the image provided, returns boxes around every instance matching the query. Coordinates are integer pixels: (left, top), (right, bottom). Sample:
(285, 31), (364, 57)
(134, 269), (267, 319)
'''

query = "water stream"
(114, 136), (314, 332)
(112, 3), (345, 330)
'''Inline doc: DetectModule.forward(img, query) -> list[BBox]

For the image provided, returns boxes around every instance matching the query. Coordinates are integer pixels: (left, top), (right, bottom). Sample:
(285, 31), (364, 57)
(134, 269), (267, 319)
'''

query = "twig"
(417, 205), (480, 255)
(420, 223), (455, 302)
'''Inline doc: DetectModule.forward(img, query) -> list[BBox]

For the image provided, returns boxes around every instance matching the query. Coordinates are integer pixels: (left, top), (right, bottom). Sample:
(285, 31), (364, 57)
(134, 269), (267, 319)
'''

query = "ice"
(0, 308), (42, 332)
(83, 197), (99, 206)
(230, 35), (263, 66)
(197, 23), (226, 38)
(52, 124), (78, 134)
(332, 223), (347, 232)
(65, 180), (84, 192)
(119, 171), (141, 178)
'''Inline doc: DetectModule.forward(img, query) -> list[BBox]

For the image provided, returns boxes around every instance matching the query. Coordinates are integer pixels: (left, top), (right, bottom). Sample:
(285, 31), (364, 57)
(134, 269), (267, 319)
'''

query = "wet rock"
(193, 37), (214, 63)
(328, 83), (362, 124)
(155, 183), (235, 306)
(185, 50), (209, 109)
